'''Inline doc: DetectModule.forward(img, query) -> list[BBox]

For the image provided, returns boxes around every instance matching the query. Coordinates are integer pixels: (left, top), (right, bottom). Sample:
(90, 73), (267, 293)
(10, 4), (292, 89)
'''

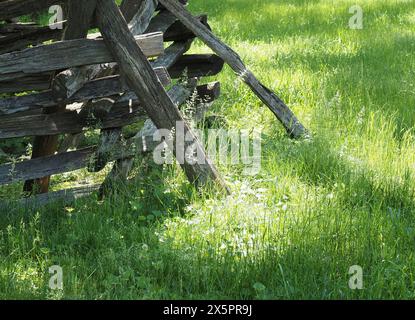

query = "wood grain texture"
(0, 67), (170, 115)
(0, 147), (96, 185)
(23, 0), (97, 194)
(95, 0), (228, 191)
(51, 0), (158, 100)
(87, 0), (159, 175)
(0, 79), (215, 140)
(98, 36), (192, 191)
(0, 99), (147, 139)
(0, 82), (216, 186)
(0, 13), (206, 94)
(0, 32), (164, 81)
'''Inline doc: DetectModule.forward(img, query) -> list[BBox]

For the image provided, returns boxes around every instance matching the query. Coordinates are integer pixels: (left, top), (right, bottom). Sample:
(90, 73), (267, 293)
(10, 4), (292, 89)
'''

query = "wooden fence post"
(95, 0), (228, 192)
(23, 0), (97, 194)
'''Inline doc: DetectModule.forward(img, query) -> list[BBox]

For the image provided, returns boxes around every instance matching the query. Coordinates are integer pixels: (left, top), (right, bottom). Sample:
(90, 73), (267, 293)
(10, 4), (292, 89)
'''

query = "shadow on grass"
(191, 0), (415, 133)
(0, 0), (414, 299)
(190, 0), (414, 41)
(262, 133), (415, 216)
(0, 157), (198, 298)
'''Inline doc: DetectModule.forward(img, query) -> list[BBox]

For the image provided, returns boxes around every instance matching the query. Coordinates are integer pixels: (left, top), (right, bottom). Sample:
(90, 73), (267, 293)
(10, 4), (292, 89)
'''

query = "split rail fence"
(0, 0), (307, 206)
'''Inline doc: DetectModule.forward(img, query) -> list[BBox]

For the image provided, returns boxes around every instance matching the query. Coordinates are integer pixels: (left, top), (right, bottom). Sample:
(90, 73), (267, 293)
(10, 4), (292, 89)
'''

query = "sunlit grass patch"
(1, 0), (415, 299)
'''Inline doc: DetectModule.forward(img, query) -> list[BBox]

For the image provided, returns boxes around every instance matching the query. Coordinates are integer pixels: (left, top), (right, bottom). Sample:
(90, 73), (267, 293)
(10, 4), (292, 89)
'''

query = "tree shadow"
(190, 0), (415, 42)
(262, 133), (415, 216)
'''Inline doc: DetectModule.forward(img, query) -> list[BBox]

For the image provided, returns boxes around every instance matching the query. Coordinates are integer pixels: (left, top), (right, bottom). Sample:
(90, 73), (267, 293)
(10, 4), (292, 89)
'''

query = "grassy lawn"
(1, 0), (415, 299)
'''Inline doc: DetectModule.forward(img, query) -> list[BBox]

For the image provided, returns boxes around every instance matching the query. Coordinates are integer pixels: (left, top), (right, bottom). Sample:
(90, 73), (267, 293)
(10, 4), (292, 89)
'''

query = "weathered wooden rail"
(0, 0), (307, 206)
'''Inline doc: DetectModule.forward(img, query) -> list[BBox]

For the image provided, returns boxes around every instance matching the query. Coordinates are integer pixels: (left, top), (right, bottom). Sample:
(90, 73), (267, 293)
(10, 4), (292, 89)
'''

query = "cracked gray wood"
(95, 0), (227, 191)
(0, 83), (216, 185)
(54, 0), (160, 158)
(23, 0), (98, 194)
(0, 32), (164, 81)
(52, 0), (159, 100)
(0, 97), (147, 139)
(159, 0), (308, 138)
(0, 67), (170, 115)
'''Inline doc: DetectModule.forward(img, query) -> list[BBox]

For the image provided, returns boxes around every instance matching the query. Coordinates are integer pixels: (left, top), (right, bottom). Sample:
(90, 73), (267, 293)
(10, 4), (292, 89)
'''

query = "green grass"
(1, 0), (415, 299)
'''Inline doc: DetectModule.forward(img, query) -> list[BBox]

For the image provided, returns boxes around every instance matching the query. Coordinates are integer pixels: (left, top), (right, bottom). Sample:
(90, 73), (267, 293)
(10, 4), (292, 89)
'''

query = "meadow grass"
(0, 0), (415, 299)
